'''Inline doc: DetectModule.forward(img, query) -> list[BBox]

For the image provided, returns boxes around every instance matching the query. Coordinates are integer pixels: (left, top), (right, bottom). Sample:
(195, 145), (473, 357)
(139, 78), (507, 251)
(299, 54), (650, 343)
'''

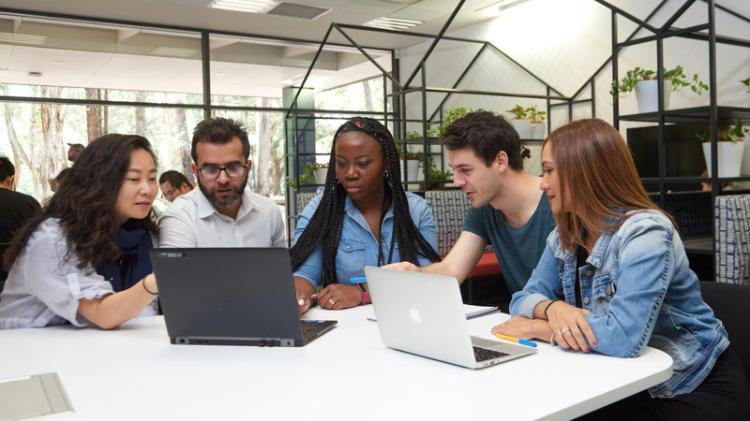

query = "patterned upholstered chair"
(295, 192), (318, 216)
(424, 190), (471, 257)
(424, 190), (499, 279)
(287, 191), (319, 241)
(714, 194), (750, 285)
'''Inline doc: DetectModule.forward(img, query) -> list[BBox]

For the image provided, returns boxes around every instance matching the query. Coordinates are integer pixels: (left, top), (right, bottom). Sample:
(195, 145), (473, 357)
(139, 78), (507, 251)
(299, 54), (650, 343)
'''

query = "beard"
(198, 174), (248, 209)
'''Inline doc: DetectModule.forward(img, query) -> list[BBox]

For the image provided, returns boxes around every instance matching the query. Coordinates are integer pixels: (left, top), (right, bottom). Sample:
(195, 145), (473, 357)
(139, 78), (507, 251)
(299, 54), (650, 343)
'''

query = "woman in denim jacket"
(292, 117), (440, 313)
(492, 118), (748, 419)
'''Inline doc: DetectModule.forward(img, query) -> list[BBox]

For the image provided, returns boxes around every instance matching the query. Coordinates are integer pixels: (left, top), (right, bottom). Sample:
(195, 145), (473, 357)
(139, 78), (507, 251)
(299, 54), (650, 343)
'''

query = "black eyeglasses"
(161, 187), (177, 200)
(197, 162), (248, 180)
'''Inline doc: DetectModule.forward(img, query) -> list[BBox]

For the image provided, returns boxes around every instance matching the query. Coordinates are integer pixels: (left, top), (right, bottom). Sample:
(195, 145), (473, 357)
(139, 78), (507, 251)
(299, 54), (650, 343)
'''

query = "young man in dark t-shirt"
(0, 157), (41, 281)
(387, 111), (554, 295)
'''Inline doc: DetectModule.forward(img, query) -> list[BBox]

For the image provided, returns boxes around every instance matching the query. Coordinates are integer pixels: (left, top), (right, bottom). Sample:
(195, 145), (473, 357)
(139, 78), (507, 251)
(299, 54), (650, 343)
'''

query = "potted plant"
(507, 105), (530, 138)
(428, 107), (472, 138)
(526, 105), (546, 139)
(300, 162), (328, 185)
(402, 151), (424, 182)
(424, 165), (454, 190)
(610, 66), (708, 113)
(699, 120), (747, 178)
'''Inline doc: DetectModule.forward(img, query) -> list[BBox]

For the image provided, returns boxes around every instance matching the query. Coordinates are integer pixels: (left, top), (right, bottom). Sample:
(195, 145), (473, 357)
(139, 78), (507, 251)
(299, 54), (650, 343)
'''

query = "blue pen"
(350, 277), (367, 283)
(494, 333), (538, 348)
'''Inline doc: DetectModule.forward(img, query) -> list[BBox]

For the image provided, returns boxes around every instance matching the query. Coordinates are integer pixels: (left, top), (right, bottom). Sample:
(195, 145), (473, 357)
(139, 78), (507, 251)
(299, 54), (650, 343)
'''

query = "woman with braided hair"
(292, 117), (440, 313)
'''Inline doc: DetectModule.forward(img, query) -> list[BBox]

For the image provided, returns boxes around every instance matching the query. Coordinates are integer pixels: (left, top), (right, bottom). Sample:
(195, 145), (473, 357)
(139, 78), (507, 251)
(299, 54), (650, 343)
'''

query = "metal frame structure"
(592, 0), (750, 279)
(285, 1), (571, 210)
(0, 6), (395, 119)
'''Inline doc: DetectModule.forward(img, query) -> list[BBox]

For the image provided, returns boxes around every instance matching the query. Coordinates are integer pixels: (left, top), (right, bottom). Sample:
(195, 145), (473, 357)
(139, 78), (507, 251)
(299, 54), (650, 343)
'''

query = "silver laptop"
(365, 266), (536, 369)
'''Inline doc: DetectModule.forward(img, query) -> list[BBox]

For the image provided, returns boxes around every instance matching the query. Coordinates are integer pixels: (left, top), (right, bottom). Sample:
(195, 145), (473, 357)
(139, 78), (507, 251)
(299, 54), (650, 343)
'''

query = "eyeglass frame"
(196, 161), (249, 180)
(161, 186), (178, 200)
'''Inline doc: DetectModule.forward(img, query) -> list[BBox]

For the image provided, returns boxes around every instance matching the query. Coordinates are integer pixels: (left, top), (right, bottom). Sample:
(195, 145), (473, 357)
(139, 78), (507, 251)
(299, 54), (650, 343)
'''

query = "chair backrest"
(700, 281), (750, 381)
(425, 190), (471, 257)
(715, 194), (750, 285)
(295, 192), (318, 216)
(0, 242), (10, 298)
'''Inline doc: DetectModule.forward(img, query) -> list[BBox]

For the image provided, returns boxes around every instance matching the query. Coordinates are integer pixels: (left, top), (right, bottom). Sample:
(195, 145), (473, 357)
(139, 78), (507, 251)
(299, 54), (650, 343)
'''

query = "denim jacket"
(511, 210), (728, 398)
(293, 192), (437, 288)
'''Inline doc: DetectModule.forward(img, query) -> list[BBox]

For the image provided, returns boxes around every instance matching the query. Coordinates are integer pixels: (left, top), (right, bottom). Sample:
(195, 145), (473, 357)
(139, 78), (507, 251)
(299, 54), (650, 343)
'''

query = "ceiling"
(0, 0), (503, 50)
(0, 0), (508, 98)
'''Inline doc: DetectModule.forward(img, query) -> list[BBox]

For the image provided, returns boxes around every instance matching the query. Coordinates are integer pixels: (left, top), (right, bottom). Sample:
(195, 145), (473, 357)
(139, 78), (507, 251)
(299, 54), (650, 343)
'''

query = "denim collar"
(344, 195), (394, 225)
(553, 210), (625, 269)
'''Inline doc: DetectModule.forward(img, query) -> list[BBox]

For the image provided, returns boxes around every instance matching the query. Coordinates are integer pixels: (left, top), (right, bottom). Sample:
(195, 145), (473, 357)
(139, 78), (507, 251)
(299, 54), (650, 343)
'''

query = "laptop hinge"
(172, 336), (297, 347)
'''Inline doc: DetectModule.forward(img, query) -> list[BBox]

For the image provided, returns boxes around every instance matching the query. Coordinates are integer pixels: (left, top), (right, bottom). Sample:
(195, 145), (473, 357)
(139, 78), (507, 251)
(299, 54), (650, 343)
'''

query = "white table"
(0, 306), (672, 420)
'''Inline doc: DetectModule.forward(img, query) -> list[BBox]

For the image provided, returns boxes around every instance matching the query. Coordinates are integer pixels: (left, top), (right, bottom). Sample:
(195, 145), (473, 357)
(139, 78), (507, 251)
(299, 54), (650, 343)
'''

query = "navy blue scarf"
(96, 219), (154, 292)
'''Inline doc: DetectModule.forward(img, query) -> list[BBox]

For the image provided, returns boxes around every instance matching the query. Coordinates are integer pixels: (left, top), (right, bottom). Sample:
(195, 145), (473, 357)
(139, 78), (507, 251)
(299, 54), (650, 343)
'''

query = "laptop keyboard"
(473, 346), (509, 362)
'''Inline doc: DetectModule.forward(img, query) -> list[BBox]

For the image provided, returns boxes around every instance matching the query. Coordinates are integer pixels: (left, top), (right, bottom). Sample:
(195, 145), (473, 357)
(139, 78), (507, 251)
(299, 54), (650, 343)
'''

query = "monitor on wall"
(627, 123), (709, 192)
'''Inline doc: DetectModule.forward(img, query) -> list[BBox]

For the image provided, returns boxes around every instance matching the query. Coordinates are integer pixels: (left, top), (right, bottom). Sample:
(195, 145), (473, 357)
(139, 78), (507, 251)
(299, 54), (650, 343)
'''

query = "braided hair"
(291, 117), (440, 286)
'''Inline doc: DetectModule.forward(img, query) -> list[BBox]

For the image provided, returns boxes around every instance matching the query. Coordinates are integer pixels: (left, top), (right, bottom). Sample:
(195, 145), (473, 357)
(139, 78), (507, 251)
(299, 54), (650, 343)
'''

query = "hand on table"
(545, 301), (597, 352)
(315, 284), (362, 310)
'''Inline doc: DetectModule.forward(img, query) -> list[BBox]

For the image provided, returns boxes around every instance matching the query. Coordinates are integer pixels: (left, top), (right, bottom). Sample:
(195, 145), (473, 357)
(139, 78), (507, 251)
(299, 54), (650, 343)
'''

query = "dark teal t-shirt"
(462, 195), (555, 294)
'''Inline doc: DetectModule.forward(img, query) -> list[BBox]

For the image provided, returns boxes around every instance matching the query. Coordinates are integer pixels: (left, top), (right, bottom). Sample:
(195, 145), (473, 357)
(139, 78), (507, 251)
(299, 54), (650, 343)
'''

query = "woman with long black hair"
(292, 117), (440, 313)
(0, 134), (160, 329)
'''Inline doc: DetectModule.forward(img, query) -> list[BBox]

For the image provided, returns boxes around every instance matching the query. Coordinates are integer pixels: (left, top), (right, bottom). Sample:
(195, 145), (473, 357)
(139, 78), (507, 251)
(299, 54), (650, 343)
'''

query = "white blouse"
(0, 218), (157, 329)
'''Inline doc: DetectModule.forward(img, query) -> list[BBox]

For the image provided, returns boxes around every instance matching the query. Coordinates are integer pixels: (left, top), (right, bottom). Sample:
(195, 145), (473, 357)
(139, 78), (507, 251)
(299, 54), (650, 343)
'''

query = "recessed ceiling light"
(476, 0), (531, 16)
(362, 17), (423, 31)
(208, 0), (280, 14)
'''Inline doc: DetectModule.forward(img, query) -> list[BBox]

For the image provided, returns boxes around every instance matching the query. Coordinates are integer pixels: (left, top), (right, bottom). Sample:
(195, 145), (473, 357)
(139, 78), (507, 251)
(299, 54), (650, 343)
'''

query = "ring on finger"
(560, 327), (571, 335)
(328, 298), (335, 305)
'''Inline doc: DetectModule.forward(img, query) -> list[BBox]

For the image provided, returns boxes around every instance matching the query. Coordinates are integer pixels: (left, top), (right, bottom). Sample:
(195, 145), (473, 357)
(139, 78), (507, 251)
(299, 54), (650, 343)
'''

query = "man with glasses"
(159, 170), (194, 203)
(159, 117), (286, 248)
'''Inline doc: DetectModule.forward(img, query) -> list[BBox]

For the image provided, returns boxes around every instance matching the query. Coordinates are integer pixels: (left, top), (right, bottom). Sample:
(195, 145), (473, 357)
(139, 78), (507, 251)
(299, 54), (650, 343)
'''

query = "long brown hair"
(544, 118), (674, 252)
(3, 134), (158, 272)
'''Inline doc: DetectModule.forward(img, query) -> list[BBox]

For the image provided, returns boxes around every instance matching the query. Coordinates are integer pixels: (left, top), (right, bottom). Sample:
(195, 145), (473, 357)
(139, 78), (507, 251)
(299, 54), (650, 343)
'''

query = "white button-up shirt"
(158, 187), (286, 248)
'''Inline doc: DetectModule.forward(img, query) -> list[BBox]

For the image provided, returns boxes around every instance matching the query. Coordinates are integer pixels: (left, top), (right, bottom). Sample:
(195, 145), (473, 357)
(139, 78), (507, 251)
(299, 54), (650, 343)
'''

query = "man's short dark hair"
(67, 143), (85, 151)
(159, 170), (192, 188)
(440, 110), (524, 171)
(55, 168), (72, 183)
(0, 157), (15, 181)
(191, 117), (250, 162)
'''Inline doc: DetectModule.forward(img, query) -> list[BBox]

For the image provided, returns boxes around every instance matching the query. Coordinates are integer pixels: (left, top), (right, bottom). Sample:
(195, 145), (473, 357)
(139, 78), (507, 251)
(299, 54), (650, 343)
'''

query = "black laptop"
(150, 248), (337, 347)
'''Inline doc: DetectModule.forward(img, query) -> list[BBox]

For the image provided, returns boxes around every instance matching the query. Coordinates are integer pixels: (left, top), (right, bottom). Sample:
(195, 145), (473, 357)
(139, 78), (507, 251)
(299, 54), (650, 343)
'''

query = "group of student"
(0, 111), (747, 419)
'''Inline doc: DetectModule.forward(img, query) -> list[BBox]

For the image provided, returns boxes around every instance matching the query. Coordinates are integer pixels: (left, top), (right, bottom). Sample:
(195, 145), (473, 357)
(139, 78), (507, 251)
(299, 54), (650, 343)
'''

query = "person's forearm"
(420, 261), (468, 283)
(78, 275), (157, 329)
(529, 319), (553, 342)
(533, 299), (558, 320)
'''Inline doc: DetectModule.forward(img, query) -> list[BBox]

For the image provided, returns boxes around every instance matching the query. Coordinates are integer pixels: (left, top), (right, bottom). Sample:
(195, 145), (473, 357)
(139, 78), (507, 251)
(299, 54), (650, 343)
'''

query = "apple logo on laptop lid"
(409, 306), (423, 324)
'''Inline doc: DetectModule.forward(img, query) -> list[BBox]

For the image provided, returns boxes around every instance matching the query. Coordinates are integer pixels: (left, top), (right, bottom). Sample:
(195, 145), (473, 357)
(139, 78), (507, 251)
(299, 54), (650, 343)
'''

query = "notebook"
(366, 304), (499, 322)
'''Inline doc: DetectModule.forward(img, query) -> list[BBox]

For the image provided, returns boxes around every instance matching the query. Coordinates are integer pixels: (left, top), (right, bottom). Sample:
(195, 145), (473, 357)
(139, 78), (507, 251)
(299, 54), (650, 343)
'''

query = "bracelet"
(549, 333), (556, 346)
(356, 283), (369, 305)
(543, 299), (560, 320)
(142, 277), (158, 296)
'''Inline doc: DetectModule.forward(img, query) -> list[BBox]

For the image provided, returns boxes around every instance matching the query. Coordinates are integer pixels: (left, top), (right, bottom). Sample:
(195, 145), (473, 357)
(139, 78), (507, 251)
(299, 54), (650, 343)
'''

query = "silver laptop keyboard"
(473, 346), (509, 362)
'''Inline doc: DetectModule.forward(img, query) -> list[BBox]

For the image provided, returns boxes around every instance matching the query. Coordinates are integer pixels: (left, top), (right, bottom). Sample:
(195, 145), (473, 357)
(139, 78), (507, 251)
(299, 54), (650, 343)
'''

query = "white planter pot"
(635, 79), (672, 114)
(314, 167), (328, 184)
(530, 123), (546, 140)
(510, 119), (531, 139)
(702, 141), (745, 178)
(403, 160), (422, 182)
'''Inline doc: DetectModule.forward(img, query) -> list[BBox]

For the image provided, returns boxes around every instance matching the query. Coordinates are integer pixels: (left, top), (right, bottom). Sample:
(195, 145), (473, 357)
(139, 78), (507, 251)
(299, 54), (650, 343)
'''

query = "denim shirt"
(511, 210), (728, 399)
(293, 192), (438, 288)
